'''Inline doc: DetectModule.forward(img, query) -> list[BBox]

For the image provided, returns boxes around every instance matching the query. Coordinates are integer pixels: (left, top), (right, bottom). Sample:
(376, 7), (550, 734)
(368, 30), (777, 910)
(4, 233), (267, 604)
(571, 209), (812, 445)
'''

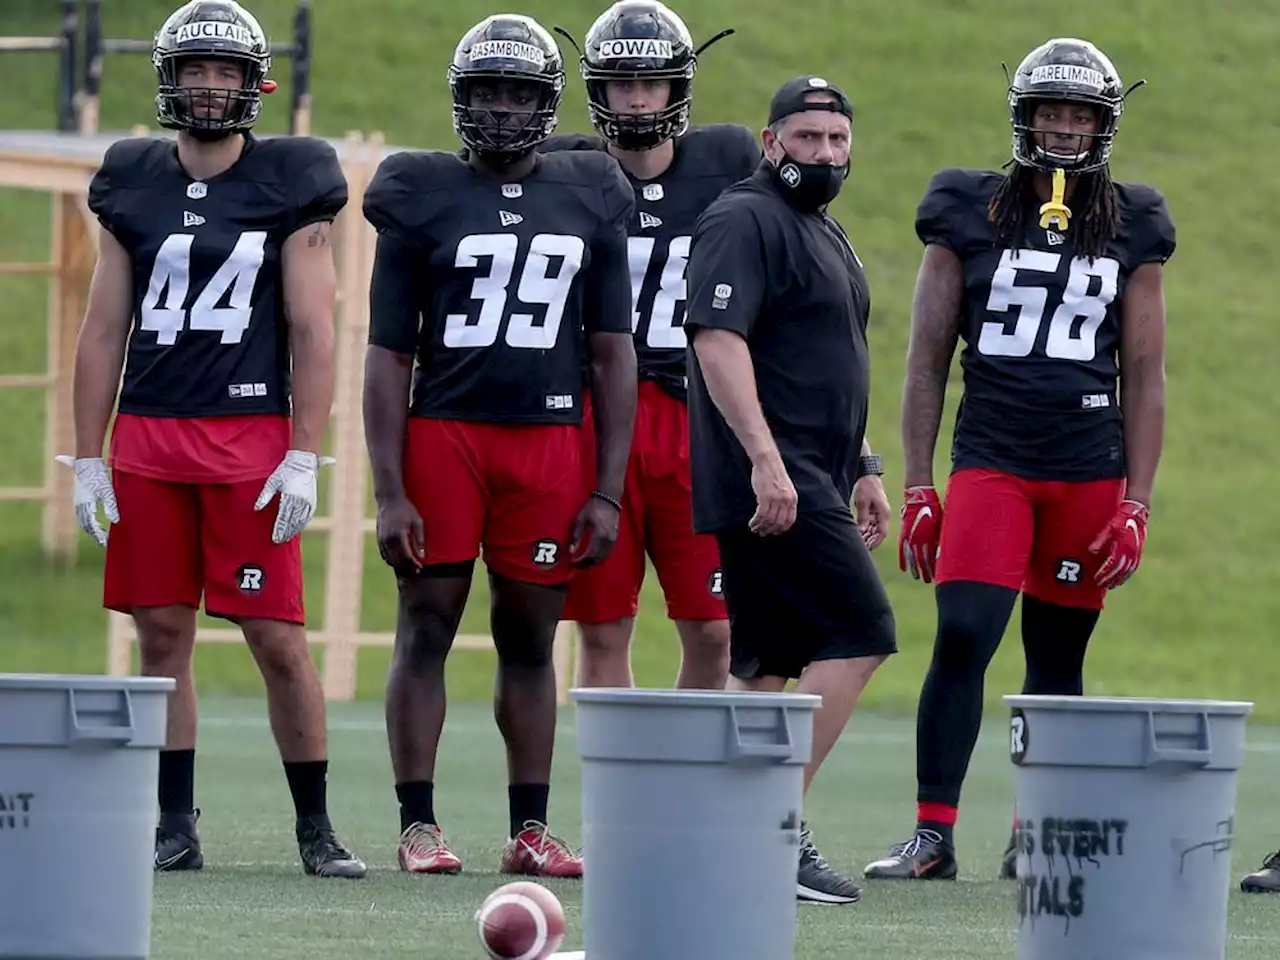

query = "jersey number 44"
(142, 231), (267, 345)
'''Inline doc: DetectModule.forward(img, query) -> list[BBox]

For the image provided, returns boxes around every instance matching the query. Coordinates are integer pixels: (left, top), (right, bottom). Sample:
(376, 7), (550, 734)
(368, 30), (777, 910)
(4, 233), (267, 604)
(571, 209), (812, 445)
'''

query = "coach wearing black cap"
(684, 76), (898, 905)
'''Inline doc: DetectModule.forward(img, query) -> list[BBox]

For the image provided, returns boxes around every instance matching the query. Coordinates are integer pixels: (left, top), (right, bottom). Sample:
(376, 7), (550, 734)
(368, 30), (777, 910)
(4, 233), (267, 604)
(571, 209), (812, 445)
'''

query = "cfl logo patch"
(236, 564), (265, 594)
(1055, 559), (1082, 583)
(707, 569), (724, 597)
(531, 540), (559, 567)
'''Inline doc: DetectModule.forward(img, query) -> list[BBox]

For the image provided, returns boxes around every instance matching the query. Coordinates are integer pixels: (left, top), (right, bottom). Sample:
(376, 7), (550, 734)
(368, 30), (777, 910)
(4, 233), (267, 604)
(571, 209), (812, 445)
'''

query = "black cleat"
(796, 825), (861, 904)
(1000, 828), (1017, 880)
(1241, 851), (1280, 893)
(155, 810), (203, 872)
(297, 814), (367, 879)
(863, 828), (959, 880)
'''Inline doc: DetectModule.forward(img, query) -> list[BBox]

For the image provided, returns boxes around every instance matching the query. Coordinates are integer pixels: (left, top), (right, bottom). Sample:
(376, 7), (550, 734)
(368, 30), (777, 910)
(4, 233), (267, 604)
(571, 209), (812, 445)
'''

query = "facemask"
(773, 150), (849, 210)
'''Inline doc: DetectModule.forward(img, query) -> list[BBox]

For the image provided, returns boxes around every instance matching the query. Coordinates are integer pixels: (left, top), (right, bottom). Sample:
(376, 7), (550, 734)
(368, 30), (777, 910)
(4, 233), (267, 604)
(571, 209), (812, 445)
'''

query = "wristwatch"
(857, 454), (884, 479)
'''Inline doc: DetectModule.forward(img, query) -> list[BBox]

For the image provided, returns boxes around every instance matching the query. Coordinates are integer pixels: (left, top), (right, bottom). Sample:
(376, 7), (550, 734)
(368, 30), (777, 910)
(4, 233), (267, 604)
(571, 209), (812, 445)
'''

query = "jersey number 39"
(141, 231), (267, 346)
(980, 250), (1119, 361)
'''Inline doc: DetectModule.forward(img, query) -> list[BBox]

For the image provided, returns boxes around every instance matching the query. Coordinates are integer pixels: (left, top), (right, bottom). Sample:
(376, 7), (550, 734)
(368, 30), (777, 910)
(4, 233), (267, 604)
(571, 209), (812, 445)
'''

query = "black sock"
(158, 749), (195, 815)
(395, 781), (435, 831)
(508, 783), (550, 838)
(283, 760), (328, 820)
(916, 582), (1018, 809)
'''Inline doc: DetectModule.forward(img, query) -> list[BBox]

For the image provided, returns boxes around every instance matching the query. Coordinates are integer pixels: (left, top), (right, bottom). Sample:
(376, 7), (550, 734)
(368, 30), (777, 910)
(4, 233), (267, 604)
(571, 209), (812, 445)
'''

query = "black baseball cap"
(768, 75), (854, 125)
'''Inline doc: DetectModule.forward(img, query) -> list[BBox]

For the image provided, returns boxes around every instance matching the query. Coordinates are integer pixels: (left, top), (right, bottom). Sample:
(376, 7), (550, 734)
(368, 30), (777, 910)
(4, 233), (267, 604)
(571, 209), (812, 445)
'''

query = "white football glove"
(254, 449), (335, 544)
(54, 455), (119, 547)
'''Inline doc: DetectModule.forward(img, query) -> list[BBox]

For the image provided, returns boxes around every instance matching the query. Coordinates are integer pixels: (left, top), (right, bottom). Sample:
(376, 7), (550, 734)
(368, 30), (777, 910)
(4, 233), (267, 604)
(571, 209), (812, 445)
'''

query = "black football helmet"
(579, 2), (700, 151)
(448, 15), (566, 159)
(153, 1), (271, 137)
(1007, 38), (1128, 173)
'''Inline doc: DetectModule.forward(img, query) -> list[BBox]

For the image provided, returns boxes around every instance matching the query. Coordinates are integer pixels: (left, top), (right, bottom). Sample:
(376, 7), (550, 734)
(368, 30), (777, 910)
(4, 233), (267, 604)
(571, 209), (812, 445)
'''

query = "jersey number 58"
(980, 250), (1120, 362)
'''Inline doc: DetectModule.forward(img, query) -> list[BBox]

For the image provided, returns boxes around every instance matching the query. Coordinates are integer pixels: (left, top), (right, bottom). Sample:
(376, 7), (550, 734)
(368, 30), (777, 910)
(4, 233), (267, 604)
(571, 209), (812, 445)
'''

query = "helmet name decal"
(1029, 64), (1103, 89)
(470, 40), (547, 66)
(598, 38), (673, 60)
(175, 21), (255, 46)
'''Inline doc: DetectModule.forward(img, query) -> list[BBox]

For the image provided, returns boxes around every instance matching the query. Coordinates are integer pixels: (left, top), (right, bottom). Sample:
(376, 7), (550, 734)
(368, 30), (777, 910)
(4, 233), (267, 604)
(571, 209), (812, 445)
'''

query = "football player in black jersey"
(60, 0), (365, 878)
(362, 14), (636, 878)
(542, 1), (759, 691)
(864, 38), (1175, 882)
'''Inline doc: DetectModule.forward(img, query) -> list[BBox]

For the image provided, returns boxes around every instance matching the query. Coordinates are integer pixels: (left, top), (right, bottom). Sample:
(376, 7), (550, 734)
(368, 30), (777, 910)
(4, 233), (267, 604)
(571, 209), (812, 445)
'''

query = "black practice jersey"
(363, 149), (634, 424)
(685, 164), (873, 534)
(540, 124), (761, 400)
(87, 134), (348, 417)
(916, 168), (1176, 480)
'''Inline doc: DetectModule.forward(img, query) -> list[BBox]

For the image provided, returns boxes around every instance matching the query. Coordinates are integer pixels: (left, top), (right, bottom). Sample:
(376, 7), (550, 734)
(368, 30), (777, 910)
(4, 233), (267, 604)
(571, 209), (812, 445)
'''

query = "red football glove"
(1089, 499), (1150, 589)
(898, 486), (943, 583)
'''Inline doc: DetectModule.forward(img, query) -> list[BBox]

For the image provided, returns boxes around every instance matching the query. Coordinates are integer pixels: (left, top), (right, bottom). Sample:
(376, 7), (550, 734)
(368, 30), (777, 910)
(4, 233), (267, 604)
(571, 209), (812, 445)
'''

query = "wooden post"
(42, 191), (95, 561)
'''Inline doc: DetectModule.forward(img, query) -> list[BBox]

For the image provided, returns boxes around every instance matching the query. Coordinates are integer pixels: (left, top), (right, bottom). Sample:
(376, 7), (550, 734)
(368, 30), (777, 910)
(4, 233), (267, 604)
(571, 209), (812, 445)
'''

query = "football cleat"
(796, 824), (861, 904)
(1241, 851), (1280, 893)
(297, 814), (367, 879)
(397, 821), (463, 874)
(500, 820), (583, 878)
(155, 810), (203, 872)
(863, 828), (959, 880)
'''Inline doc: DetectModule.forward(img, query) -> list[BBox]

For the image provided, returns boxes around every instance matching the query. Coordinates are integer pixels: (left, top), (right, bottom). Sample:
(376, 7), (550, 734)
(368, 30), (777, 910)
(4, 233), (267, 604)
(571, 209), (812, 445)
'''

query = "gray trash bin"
(573, 688), (821, 960)
(1003, 694), (1253, 960)
(0, 674), (175, 959)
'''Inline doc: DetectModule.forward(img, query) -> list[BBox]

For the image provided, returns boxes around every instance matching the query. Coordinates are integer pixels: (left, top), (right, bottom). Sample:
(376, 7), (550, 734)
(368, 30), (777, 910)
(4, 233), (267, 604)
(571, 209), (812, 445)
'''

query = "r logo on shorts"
(1055, 558), (1082, 584)
(531, 540), (560, 567)
(707, 568), (724, 597)
(236, 563), (265, 594)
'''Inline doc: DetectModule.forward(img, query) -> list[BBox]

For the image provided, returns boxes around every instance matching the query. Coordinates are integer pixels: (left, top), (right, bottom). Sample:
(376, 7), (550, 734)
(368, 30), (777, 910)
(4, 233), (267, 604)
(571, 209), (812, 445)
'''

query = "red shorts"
(104, 471), (304, 623)
(564, 381), (726, 623)
(403, 417), (585, 586)
(935, 468), (1125, 610)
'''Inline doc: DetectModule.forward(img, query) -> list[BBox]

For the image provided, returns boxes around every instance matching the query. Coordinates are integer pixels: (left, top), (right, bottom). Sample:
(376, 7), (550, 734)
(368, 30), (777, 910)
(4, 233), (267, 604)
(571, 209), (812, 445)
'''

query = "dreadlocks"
(987, 163), (1119, 261)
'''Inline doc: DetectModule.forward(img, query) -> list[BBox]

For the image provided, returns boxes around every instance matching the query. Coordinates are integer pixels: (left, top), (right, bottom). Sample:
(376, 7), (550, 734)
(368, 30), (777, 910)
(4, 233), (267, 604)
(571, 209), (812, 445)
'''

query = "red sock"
(917, 802), (958, 827)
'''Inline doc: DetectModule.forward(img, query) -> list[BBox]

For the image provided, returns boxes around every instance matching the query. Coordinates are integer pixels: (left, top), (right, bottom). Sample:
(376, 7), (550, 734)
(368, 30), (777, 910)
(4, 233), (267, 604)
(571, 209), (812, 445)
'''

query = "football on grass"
(476, 881), (566, 960)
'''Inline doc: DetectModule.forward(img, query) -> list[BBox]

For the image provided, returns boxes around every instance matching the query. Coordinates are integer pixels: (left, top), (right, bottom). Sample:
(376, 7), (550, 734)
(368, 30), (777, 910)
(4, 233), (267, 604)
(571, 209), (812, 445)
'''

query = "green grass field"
(134, 698), (1279, 958)
(2, 3), (1280, 958)
(2, 0), (1279, 717)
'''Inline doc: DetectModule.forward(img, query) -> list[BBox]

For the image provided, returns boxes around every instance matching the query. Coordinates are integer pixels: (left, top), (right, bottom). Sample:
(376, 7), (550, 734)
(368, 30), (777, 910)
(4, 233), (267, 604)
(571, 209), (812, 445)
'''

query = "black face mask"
(773, 150), (849, 210)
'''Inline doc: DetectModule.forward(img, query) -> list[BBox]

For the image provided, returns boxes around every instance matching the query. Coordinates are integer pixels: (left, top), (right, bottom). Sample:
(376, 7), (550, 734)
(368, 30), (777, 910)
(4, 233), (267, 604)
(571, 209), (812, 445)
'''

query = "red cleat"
(500, 821), (583, 879)
(397, 822), (463, 874)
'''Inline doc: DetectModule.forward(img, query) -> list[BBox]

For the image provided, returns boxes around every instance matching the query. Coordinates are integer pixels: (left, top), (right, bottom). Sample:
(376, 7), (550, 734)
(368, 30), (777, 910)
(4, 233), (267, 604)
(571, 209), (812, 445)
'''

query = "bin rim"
(1002, 694), (1253, 715)
(570, 688), (822, 710)
(0, 673), (177, 692)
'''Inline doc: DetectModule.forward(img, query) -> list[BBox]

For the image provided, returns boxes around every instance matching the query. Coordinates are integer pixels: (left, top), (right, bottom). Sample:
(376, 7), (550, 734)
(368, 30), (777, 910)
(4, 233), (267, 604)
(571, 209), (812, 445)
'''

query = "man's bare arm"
(72, 226), (133, 458)
(1118, 262), (1166, 507)
(282, 220), (338, 454)
(902, 244), (963, 488)
(691, 328), (778, 464)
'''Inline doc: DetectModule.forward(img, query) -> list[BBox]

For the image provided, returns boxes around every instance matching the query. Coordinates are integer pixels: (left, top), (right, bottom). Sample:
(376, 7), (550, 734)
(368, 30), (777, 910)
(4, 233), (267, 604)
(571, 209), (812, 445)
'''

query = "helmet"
(1007, 38), (1126, 173)
(581, 1), (697, 151)
(448, 15), (566, 159)
(153, 1), (271, 136)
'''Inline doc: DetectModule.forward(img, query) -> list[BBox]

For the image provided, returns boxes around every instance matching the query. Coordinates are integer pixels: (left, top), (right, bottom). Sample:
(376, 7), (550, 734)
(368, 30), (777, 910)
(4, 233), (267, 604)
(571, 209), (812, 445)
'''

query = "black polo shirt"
(685, 161), (872, 534)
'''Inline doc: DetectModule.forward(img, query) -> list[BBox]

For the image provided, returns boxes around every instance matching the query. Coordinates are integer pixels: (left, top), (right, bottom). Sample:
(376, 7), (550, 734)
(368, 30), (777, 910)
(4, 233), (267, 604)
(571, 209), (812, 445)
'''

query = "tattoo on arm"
(306, 221), (330, 249)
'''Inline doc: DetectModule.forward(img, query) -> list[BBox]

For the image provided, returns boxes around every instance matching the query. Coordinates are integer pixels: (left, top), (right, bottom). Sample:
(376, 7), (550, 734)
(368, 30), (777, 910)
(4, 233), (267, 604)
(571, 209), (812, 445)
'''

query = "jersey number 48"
(141, 231), (267, 346)
(980, 250), (1120, 362)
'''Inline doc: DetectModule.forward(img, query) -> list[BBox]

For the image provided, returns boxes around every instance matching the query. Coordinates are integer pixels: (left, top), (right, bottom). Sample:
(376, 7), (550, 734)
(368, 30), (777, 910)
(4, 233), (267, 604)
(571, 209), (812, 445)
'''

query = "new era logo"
(639, 212), (662, 229)
(499, 210), (524, 227)
(1047, 229), (1064, 245)
(183, 211), (205, 227)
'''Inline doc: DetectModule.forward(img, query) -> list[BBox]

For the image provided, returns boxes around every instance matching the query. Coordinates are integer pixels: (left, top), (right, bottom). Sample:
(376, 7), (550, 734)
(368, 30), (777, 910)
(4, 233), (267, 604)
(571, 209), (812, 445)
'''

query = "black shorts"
(715, 508), (898, 680)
